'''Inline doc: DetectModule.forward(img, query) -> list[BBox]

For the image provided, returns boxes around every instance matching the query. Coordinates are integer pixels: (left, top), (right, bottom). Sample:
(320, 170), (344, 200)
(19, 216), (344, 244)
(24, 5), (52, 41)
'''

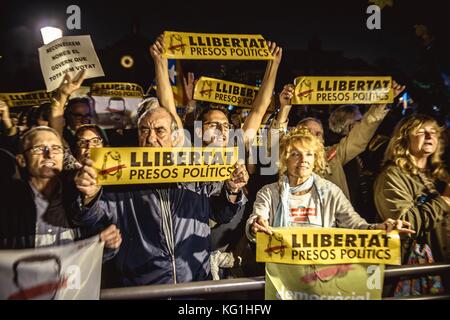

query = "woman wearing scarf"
(246, 126), (413, 241)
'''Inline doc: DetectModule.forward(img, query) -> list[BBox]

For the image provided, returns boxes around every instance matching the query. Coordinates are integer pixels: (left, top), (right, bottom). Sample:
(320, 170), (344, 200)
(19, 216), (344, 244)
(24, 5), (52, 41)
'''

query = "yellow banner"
(90, 82), (144, 98)
(256, 227), (401, 265)
(292, 76), (393, 105)
(265, 263), (384, 300)
(194, 77), (260, 108)
(162, 31), (273, 60)
(0, 90), (52, 107)
(90, 147), (238, 185)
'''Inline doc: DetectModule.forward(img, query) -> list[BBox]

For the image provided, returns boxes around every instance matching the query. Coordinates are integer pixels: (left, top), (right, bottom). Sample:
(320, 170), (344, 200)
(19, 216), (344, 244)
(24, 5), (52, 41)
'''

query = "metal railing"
(100, 263), (450, 300)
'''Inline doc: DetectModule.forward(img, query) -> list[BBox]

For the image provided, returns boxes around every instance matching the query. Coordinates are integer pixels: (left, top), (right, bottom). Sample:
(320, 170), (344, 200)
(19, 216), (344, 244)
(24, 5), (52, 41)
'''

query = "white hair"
(136, 99), (178, 132)
(328, 105), (362, 136)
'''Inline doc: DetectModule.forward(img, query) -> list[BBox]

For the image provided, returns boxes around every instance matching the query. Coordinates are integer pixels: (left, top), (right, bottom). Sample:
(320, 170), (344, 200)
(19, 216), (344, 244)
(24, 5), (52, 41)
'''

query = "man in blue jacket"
(73, 105), (248, 286)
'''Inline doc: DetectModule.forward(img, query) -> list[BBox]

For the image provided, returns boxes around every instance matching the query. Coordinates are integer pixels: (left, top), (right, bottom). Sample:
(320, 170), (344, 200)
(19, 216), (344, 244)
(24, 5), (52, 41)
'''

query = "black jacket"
(0, 176), (107, 250)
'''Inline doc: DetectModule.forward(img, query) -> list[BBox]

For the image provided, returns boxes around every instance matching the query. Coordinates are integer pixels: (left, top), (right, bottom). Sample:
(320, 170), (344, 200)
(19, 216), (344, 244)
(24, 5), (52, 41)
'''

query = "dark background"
(0, 0), (449, 117)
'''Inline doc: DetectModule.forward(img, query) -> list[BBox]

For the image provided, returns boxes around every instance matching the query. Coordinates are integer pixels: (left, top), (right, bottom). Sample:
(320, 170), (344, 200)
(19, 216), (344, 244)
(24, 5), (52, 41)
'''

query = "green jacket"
(374, 165), (450, 263)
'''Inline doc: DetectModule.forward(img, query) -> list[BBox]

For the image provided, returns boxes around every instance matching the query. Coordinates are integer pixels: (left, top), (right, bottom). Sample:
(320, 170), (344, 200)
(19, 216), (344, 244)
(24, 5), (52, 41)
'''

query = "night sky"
(0, 0), (449, 94)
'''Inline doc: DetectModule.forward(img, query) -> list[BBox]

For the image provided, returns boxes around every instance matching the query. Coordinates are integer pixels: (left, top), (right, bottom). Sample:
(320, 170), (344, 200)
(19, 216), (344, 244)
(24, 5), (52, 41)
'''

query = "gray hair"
(297, 117), (323, 129)
(328, 105), (362, 136)
(19, 126), (62, 153)
(136, 97), (160, 120)
(137, 101), (178, 133)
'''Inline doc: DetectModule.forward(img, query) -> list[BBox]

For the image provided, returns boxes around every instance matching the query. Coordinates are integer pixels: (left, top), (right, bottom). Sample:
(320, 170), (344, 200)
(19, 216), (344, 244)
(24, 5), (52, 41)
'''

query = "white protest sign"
(90, 82), (144, 129)
(0, 236), (104, 300)
(38, 35), (105, 92)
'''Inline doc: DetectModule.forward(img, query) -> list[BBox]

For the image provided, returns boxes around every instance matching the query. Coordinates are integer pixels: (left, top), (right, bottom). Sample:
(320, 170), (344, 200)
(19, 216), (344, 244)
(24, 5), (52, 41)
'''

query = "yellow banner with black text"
(0, 90), (53, 108)
(256, 227), (401, 265)
(90, 147), (238, 185)
(194, 77), (260, 108)
(163, 31), (273, 60)
(292, 76), (393, 105)
(0, 86), (91, 108)
(90, 82), (144, 98)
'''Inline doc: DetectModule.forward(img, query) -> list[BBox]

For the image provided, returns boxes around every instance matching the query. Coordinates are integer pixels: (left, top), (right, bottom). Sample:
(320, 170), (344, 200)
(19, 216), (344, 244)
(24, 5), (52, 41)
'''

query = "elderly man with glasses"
(72, 103), (249, 287)
(0, 126), (121, 253)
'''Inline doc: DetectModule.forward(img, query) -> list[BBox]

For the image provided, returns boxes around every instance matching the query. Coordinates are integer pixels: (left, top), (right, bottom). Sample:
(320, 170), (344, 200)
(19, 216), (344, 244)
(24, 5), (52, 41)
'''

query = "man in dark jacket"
(73, 106), (248, 286)
(0, 126), (121, 251)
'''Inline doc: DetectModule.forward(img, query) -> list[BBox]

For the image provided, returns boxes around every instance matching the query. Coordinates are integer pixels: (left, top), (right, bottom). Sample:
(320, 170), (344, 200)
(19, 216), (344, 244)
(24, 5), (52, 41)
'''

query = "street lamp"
(40, 27), (63, 45)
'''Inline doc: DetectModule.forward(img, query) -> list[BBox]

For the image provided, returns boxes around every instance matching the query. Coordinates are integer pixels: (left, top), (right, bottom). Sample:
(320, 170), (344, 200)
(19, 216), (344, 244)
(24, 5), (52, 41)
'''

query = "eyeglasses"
(204, 121), (234, 131)
(71, 112), (91, 119)
(76, 137), (103, 148)
(23, 144), (64, 155)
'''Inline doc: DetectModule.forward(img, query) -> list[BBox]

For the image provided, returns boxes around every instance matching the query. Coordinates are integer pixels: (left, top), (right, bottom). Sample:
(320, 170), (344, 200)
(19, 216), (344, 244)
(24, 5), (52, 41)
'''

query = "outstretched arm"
(0, 100), (17, 137)
(72, 158), (115, 228)
(272, 83), (294, 130)
(182, 72), (198, 128)
(374, 167), (448, 237)
(265, 84), (294, 157)
(150, 35), (184, 135)
(242, 42), (282, 145)
(49, 70), (86, 138)
(335, 80), (406, 165)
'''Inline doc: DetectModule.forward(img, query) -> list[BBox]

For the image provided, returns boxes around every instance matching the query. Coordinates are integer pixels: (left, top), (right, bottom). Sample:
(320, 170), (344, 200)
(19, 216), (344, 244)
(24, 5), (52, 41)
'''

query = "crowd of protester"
(0, 34), (449, 298)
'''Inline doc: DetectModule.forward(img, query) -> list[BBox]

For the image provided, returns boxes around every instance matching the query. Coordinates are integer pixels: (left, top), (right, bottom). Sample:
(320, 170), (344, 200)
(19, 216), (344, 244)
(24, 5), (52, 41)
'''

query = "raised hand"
(74, 158), (101, 201)
(0, 100), (10, 121)
(150, 34), (166, 63)
(267, 41), (282, 66)
(279, 84), (295, 108)
(58, 69), (86, 98)
(226, 162), (249, 193)
(182, 72), (196, 104)
(392, 80), (406, 99)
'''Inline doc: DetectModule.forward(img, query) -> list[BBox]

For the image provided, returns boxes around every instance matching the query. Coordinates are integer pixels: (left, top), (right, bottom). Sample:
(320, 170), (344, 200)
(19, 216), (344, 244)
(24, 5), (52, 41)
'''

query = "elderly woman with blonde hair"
(246, 126), (413, 240)
(374, 114), (450, 264)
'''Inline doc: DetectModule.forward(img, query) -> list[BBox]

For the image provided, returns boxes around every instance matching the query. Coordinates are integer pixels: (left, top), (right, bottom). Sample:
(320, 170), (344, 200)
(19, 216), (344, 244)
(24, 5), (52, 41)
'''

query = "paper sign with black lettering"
(38, 35), (104, 92)
(163, 31), (273, 60)
(292, 76), (393, 105)
(90, 82), (144, 129)
(256, 227), (401, 265)
(90, 147), (238, 185)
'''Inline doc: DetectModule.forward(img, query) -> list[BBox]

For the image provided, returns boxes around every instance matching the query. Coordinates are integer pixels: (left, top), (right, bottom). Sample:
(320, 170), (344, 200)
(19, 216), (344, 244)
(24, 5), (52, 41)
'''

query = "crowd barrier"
(100, 263), (450, 300)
